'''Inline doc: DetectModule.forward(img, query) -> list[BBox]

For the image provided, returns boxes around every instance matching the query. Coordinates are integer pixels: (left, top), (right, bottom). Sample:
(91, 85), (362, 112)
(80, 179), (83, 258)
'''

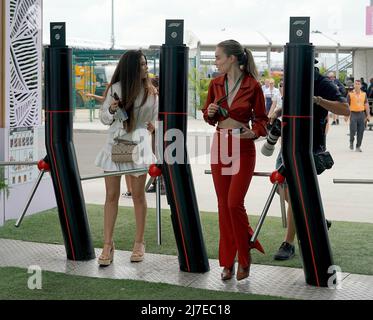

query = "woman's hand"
(109, 100), (119, 114)
(207, 103), (219, 118)
(268, 107), (282, 124)
(268, 111), (278, 125)
(146, 122), (155, 134)
(240, 125), (257, 139)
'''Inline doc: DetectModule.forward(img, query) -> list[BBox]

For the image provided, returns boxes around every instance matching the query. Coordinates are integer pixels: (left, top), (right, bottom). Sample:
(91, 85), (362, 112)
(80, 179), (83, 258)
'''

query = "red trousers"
(211, 130), (256, 269)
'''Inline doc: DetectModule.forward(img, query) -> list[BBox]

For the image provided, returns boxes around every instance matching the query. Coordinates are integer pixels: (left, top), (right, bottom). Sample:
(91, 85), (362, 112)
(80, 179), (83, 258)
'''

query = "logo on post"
(168, 23), (181, 28)
(293, 20), (307, 25)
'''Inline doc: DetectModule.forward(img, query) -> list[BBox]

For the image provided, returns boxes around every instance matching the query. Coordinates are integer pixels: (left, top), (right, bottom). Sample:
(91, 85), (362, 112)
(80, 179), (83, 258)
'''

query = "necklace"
(216, 74), (244, 117)
(225, 74), (244, 104)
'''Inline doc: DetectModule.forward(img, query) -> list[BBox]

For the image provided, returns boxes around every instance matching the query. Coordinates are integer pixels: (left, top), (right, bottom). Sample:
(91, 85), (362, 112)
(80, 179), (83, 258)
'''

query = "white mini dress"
(95, 82), (158, 177)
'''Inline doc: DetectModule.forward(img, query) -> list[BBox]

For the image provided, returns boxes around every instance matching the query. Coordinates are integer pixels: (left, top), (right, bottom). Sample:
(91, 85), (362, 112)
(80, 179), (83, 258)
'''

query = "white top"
(95, 82), (158, 177)
(263, 86), (281, 102)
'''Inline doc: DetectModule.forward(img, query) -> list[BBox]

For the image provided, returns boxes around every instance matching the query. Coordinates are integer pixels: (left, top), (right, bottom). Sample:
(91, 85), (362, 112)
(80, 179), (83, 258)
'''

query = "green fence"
(70, 49), (201, 121)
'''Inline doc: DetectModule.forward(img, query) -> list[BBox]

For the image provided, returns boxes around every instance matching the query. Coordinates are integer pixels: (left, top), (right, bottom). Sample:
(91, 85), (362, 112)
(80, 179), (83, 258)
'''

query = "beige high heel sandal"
(98, 242), (115, 267)
(130, 242), (145, 262)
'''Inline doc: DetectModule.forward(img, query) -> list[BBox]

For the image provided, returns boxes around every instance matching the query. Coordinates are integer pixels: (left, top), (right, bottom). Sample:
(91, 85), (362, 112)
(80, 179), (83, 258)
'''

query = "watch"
(108, 106), (116, 115)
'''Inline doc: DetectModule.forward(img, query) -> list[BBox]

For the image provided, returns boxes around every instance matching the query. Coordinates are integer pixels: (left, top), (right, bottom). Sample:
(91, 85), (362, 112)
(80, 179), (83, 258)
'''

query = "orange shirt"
(202, 74), (268, 137)
(348, 90), (367, 112)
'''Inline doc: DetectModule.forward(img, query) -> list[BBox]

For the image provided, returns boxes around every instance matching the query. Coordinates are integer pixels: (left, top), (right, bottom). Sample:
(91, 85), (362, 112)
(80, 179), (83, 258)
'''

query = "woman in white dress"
(95, 50), (158, 266)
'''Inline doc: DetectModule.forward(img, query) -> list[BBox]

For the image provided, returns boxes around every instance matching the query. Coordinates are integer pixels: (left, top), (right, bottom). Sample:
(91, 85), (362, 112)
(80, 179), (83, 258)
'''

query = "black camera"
(261, 118), (282, 156)
(113, 92), (128, 121)
(313, 151), (334, 175)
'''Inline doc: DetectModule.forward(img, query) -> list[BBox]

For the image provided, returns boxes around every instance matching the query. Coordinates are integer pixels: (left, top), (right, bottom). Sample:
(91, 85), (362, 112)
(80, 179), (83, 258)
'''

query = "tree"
(189, 67), (212, 111)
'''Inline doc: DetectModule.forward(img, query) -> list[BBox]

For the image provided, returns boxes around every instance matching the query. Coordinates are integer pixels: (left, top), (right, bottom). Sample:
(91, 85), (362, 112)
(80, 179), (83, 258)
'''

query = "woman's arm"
(250, 83), (269, 138)
(85, 93), (105, 103)
(99, 88), (116, 125)
(201, 81), (219, 126)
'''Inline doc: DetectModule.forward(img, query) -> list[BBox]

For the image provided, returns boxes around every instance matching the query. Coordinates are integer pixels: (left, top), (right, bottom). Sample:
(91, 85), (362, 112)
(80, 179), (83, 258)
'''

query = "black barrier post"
(44, 23), (95, 261)
(282, 17), (334, 286)
(159, 20), (209, 272)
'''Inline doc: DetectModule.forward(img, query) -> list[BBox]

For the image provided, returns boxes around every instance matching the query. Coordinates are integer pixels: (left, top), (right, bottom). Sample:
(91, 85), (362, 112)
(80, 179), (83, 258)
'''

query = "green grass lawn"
(0, 204), (372, 275)
(0, 267), (282, 300)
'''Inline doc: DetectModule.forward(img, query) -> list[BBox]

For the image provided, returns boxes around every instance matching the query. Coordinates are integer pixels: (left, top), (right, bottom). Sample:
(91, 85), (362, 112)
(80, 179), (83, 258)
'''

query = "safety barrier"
(0, 161), (163, 245)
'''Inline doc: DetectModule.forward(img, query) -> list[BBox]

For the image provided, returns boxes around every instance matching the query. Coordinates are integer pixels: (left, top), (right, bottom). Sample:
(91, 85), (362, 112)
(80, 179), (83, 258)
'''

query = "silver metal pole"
(15, 170), (46, 227)
(0, 161), (38, 166)
(204, 170), (271, 177)
(110, 0), (115, 49)
(81, 168), (148, 181)
(278, 184), (287, 228)
(336, 45), (340, 80)
(333, 179), (373, 184)
(145, 177), (155, 192)
(250, 183), (279, 244)
(156, 176), (161, 245)
(267, 45), (271, 76)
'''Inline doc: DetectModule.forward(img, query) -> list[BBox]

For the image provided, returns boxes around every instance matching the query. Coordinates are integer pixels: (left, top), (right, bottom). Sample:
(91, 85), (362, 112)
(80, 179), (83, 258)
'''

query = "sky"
(42, 0), (373, 48)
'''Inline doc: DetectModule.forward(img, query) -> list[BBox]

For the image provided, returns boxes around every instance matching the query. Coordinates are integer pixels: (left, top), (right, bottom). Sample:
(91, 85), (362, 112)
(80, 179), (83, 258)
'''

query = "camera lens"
(261, 119), (282, 157)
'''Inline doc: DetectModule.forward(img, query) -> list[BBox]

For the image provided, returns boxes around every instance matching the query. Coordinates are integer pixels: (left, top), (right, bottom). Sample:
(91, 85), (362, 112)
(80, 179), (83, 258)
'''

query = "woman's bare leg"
(102, 175), (121, 255)
(129, 174), (148, 243)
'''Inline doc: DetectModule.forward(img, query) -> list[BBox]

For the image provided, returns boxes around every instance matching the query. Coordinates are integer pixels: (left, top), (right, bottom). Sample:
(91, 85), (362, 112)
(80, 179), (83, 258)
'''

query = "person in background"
(271, 66), (350, 261)
(267, 79), (282, 118)
(261, 78), (270, 92)
(360, 77), (368, 93)
(367, 78), (373, 99)
(327, 72), (346, 125)
(348, 79), (370, 152)
(263, 78), (281, 115)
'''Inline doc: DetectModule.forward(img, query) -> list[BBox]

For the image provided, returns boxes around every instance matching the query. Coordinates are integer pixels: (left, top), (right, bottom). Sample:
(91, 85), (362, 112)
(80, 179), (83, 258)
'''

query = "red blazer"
(202, 74), (268, 138)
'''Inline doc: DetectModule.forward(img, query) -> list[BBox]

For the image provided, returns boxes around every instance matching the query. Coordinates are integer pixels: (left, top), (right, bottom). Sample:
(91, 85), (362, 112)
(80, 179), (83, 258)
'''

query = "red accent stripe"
(282, 115), (313, 119)
(49, 113), (76, 260)
(164, 115), (191, 272)
(291, 118), (320, 286)
(159, 112), (188, 115)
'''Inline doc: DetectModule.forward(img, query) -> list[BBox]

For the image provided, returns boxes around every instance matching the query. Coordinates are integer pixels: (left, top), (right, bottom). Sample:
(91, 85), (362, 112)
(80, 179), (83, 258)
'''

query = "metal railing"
(204, 169), (288, 242)
(80, 168), (149, 181)
(0, 161), (163, 245)
(0, 161), (39, 166)
(333, 179), (373, 185)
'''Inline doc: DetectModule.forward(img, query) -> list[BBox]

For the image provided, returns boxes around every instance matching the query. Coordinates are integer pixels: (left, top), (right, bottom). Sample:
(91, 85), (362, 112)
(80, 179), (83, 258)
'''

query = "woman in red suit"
(202, 40), (268, 281)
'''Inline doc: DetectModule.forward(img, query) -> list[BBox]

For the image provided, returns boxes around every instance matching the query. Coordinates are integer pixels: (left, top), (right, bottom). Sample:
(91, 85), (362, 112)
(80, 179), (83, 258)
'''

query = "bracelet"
(108, 106), (116, 115)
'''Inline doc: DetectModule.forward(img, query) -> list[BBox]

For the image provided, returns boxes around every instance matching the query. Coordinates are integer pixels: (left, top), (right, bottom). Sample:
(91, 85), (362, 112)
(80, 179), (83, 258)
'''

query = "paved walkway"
(1, 239), (372, 300)
(73, 112), (373, 223)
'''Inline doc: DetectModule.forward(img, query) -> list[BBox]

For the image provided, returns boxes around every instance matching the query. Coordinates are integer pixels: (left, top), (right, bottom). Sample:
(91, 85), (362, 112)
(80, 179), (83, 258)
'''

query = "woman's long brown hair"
(107, 50), (154, 132)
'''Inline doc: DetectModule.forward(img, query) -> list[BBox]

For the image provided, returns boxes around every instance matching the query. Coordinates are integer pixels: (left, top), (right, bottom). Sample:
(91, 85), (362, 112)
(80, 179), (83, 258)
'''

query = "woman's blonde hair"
(217, 39), (258, 80)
